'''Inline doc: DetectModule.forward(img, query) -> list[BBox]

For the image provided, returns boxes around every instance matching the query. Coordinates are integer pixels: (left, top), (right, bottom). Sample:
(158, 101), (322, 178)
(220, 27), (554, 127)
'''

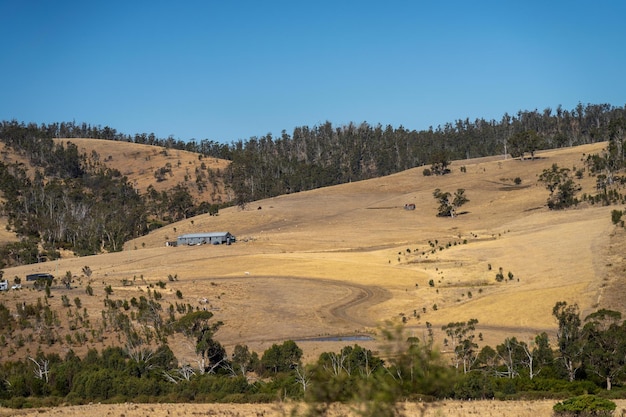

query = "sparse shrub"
(611, 209), (623, 225)
(423, 168), (432, 176)
(176, 290), (183, 299)
(428, 279), (435, 287)
(495, 267), (504, 282)
(82, 266), (92, 278)
(104, 285), (113, 295)
(514, 177), (522, 185)
(61, 295), (71, 307)
(85, 285), (93, 296)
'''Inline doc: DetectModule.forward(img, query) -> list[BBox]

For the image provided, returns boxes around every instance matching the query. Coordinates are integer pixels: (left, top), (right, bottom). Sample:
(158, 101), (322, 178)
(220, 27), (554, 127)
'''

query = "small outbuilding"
(26, 273), (54, 282)
(176, 232), (235, 246)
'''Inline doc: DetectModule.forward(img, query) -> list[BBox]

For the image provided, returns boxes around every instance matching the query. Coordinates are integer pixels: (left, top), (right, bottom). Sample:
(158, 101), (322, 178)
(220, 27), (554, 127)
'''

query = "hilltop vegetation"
(1, 102), (625, 263)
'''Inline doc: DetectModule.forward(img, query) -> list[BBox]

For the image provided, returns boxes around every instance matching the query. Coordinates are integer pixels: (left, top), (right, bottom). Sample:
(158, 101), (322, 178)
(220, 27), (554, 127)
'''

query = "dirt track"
(196, 275), (391, 349)
(326, 280), (391, 327)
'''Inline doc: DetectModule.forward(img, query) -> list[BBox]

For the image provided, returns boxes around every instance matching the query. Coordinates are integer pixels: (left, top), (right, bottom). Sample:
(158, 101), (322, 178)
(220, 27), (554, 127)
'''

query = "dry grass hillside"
(55, 138), (232, 203)
(0, 139), (232, 252)
(2, 141), (624, 368)
(2, 141), (626, 416)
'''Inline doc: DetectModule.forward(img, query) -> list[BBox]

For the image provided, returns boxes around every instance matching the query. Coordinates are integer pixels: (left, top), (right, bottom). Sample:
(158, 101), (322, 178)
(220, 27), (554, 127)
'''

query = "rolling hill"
(56, 138), (231, 203)
(1, 141), (624, 365)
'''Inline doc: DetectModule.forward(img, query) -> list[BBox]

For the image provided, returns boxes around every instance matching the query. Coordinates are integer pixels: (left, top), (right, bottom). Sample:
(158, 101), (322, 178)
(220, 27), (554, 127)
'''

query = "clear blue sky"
(1, 1), (625, 143)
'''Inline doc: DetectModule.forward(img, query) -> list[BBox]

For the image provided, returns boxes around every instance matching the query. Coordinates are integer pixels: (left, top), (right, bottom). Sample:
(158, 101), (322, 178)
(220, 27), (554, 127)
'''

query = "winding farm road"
(323, 280), (391, 327)
(199, 275), (392, 345)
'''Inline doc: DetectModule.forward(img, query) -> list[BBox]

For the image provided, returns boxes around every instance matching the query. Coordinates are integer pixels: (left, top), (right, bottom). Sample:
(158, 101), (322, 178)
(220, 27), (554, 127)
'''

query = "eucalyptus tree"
(582, 309), (626, 390)
(173, 310), (224, 373)
(442, 319), (479, 373)
(538, 164), (581, 209)
(433, 188), (469, 217)
(553, 301), (583, 381)
(508, 130), (542, 160)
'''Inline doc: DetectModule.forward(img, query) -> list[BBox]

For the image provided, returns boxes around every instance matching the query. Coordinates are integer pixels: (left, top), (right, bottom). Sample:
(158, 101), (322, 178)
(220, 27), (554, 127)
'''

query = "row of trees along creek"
(2, 299), (626, 414)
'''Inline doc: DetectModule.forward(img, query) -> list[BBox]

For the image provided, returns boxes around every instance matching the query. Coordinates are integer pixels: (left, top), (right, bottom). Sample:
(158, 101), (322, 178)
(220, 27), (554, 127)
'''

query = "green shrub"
(553, 395), (616, 417)
(453, 372), (495, 399)
(611, 209), (623, 225)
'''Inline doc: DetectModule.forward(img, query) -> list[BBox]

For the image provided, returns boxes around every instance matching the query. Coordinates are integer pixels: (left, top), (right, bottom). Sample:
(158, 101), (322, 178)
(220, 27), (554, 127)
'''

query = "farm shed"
(177, 232), (235, 246)
(26, 273), (54, 282)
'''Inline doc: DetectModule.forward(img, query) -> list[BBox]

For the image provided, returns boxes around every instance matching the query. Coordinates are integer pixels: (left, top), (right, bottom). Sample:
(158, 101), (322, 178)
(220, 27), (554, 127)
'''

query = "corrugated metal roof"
(178, 232), (231, 239)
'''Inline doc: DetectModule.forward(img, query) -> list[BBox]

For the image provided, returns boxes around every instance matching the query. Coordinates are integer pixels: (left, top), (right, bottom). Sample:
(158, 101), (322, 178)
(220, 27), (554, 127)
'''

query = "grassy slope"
(1, 141), (624, 365)
(57, 138), (231, 203)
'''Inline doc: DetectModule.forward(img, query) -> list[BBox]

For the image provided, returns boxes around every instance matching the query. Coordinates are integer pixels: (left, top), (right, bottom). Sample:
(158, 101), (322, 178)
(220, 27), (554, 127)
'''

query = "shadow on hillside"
(498, 184), (532, 191)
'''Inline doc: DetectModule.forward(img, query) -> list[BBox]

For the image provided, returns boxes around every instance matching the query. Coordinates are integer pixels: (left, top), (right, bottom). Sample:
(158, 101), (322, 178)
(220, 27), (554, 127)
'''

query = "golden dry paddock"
(1, 141), (625, 414)
(3, 142), (622, 359)
(4, 399), (626, 417)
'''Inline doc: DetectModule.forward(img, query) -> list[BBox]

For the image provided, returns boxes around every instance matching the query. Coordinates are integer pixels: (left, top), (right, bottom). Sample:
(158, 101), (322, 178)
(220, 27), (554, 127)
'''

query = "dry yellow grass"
(2, 142), (621, 361)
(1, 141), (625, 415)
(4, 399), (626, 417)
(55, 138), (231, 203)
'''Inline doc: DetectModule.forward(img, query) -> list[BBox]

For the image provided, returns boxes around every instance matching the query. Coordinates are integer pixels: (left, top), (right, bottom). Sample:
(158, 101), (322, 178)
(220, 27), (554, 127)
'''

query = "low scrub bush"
(553, 394), (616, 417)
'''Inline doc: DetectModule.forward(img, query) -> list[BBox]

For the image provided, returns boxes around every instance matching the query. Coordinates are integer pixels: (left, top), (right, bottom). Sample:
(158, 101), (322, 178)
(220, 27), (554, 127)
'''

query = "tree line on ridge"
(0, 102), (625, 263)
